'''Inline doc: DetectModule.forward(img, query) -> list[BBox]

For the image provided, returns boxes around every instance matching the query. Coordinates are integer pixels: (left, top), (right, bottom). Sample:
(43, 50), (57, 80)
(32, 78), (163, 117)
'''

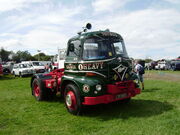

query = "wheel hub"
(66, 94), (72, 107)
(34, 82), (40, 97)
(65, 91), (76, 110)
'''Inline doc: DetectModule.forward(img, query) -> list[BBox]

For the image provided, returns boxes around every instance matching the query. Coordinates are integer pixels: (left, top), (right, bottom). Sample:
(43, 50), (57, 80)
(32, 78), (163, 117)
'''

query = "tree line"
(0, 48), (53, 63)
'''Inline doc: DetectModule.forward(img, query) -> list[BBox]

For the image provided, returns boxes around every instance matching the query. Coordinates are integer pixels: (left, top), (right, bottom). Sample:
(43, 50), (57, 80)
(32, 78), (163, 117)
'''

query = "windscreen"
(83, 36), (128, 60)
(20, 64), (30, 68)
(32, 62), (44, 66)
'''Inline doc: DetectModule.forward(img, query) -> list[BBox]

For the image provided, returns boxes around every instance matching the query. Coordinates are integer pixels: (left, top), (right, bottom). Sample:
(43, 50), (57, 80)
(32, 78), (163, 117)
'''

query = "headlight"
(133, 79), (140, 88)
(83, 84), (90, 93)
(96, 84), (102, 91)
(133, 78), (139, 84)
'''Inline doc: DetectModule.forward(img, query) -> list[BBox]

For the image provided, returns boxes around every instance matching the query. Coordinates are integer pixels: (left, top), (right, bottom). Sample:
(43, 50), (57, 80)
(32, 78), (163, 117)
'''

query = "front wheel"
(64, 84), (82, 115)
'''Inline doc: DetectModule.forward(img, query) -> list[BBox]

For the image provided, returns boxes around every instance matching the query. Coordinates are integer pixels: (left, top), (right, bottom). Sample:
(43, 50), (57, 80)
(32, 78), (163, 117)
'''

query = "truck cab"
(31, 24), (141, 115)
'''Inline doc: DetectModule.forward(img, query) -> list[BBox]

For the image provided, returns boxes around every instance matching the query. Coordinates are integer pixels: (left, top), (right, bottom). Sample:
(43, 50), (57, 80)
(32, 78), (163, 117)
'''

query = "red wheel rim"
(65, 91), (77, 110)
(34, 81), (40, 97)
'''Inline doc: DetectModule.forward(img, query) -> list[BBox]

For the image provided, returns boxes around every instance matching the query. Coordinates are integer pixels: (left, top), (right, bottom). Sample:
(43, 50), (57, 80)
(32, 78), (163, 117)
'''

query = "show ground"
(0, 71), (180, 135)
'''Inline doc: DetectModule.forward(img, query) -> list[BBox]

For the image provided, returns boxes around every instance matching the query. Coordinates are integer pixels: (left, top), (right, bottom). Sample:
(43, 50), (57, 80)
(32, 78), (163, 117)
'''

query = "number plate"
(116, 93), (127, 99)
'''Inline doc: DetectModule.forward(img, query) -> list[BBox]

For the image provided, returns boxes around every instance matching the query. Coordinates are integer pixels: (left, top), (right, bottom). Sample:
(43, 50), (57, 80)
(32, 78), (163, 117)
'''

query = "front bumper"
(82, 81), (141, 105)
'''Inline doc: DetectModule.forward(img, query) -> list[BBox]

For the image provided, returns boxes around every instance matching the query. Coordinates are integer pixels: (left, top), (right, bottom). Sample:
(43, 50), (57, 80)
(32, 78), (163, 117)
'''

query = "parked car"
(170, 60), (180, 71)
(12, 63), (35, 77)
(21, 61), (45, 73)
(2, 61), (14, 74)
(155, 60), (170, 70)
(145, 63), (151, 70)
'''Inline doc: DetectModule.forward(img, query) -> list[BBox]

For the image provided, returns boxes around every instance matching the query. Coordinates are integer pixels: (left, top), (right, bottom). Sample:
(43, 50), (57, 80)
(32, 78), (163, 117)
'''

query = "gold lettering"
(78, 64), (83, 70)
(88, 64), (92, 70)
(95, 63), (99, 69)
(92, 64), (96, 69)
(100, 62), (103, 69)
(84, 64), (87, 70)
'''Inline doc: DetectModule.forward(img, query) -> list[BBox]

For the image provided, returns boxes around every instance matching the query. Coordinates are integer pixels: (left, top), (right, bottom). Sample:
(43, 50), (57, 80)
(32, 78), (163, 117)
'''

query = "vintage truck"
(31, 24), (141, 115)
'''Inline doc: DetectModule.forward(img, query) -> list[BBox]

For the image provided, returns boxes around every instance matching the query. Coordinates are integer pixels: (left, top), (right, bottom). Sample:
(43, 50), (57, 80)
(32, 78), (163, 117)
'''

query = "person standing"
(135, 60), (145, 90)
(45, 63), (49, 72)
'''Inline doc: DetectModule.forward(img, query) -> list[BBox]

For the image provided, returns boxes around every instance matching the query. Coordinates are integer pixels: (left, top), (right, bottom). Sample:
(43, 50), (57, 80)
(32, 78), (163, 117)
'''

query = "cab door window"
(67, 40), (81, 57)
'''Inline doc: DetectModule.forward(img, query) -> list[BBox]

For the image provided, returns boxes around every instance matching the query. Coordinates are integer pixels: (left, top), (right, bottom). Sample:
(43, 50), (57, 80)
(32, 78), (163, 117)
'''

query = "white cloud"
(0, 0), (179, 60)
(90, 8), (180, 59)
(0, 0), (47, 12)
(163, 0), (180, 4)
(0, 1), (85, 55)
(2, 2), (85, 33)
(92, 0), (129, 13)
(21, 28), (68, 54)
(0, 28), (68, 55)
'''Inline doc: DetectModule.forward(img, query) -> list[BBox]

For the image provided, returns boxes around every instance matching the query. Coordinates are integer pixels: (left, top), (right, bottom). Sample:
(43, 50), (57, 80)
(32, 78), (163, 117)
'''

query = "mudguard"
(61, 75), (107, 97)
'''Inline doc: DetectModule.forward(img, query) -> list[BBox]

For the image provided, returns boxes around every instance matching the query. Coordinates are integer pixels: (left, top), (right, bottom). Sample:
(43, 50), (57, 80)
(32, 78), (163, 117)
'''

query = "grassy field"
(0, 74), (180, 135)
(145, 70), (180, 74)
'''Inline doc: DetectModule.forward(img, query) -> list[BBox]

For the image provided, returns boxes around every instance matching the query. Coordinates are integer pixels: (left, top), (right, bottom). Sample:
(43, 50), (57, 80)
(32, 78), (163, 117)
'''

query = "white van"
(21, 61), (45, 73)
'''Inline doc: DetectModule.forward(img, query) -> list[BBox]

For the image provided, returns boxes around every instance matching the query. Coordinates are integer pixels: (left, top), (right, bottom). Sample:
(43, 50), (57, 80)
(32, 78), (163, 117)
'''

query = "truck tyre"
(32, 78), (47, 101)
(64, 84), (82, 115)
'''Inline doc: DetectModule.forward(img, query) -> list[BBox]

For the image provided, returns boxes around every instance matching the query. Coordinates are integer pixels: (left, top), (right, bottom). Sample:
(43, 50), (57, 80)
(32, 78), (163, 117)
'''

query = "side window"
(114, 42), (123, 54)
(13, 65), (17, 69)
(68, 40), (81, 57)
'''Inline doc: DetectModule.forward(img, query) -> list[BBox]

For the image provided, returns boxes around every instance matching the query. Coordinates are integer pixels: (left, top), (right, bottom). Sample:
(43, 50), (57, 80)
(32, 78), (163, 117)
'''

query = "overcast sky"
(0, 0), (179, 60)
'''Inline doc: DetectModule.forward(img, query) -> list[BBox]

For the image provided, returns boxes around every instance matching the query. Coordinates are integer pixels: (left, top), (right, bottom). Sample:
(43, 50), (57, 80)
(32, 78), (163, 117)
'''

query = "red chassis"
(41, 70), (141, 106)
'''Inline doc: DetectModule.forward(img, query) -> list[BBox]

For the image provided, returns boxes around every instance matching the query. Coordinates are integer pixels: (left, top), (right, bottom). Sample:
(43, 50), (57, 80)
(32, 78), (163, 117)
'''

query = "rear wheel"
(64, 84), (82, 115)
(32, 78), (47, 101)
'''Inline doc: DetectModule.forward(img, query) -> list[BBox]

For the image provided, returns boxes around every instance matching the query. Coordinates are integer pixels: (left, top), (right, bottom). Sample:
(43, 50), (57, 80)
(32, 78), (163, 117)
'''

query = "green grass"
(0, 75), (180, 135)
(146, 70), (180, 74)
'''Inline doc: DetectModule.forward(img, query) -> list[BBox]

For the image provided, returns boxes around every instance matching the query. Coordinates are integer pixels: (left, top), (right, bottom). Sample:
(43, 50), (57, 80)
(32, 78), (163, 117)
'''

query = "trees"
(12, 51), (35, 63)
(33, 53), (52, 61)
(0, 48), (11, 62)
(144, 58), (153, 63)
(0, 48), (52, 62)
